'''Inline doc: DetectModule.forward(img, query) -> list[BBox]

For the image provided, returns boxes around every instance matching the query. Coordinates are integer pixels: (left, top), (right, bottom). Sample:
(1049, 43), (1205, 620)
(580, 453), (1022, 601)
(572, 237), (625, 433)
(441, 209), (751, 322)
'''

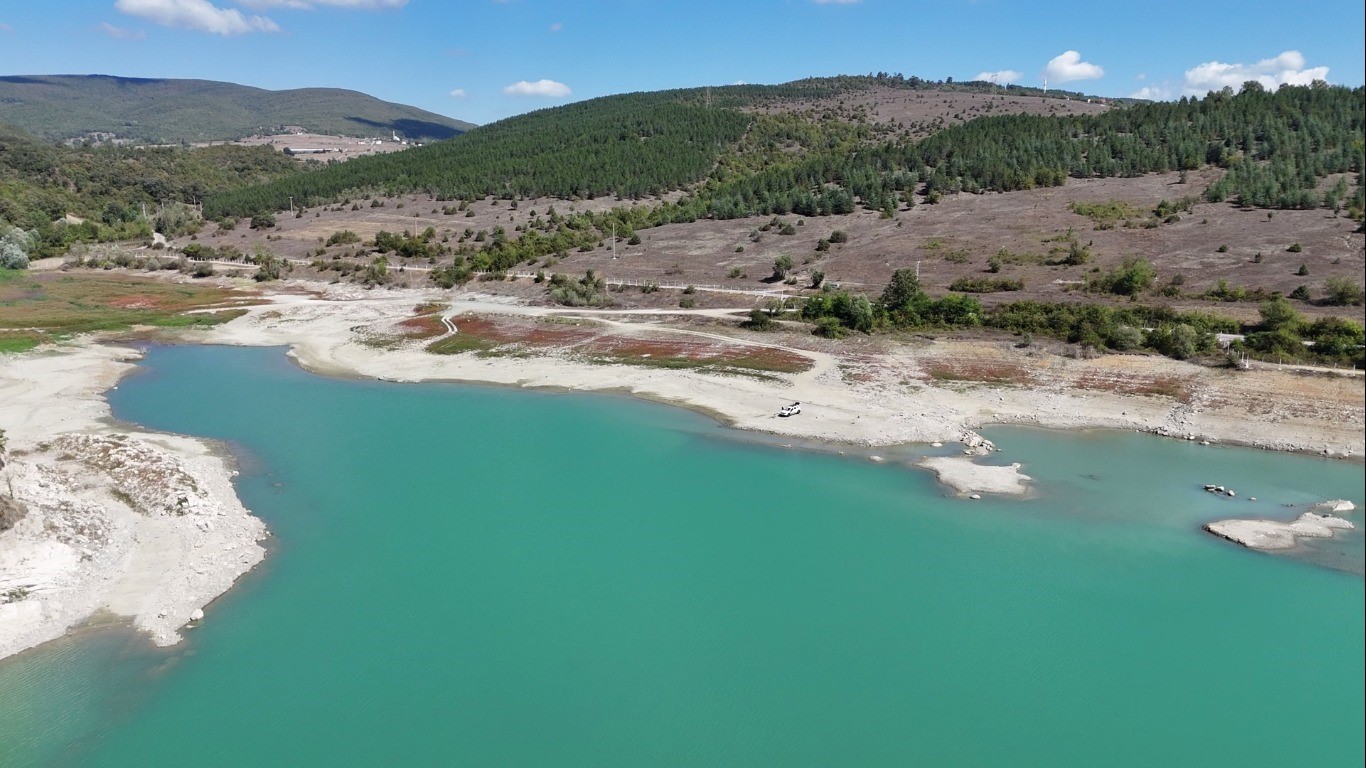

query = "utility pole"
(612, 221), (617, 260)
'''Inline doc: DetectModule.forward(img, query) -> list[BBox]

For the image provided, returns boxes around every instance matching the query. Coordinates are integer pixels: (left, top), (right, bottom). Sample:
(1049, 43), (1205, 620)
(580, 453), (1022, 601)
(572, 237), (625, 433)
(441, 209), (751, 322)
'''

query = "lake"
(2, 344), (1361, 767)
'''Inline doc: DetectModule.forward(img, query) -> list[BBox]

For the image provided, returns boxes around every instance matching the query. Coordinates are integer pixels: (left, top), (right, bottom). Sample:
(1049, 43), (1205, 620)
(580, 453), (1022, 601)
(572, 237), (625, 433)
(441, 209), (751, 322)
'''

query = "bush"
(249, 213), (276, 230)
(1258, 297), (1302, 333)
(741, 308), (776, 331)
(1087, 258), (1156, 297)
(1146, 323), (1204, 360)
(1, 226), (36, 269)
(949, 277), (1023, 293)
(1287, 243), (1303, 253)
(326, 230), (361, 246)
(1322, 277), (1365, 306)
(812, 316), (847, 338)
(1296, 263), (1309, 276)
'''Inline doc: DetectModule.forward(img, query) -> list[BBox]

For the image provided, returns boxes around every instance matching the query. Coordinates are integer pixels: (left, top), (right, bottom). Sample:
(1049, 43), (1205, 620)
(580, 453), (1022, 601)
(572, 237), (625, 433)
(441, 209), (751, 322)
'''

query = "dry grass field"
(180, 169), (1364, 322)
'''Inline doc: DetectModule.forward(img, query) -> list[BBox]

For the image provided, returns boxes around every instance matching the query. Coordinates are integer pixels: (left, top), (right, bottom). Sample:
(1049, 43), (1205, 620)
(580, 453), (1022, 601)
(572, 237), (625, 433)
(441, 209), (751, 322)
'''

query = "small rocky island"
(1205, 500), (1357, 551)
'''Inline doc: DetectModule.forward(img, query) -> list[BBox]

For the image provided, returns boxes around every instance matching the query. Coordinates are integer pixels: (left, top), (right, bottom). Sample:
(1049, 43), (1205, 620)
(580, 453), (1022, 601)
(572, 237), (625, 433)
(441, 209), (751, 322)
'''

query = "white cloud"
(1130, 85), (1172, 101)
(974, 69), (1022, 85)
(1043, 50), (1104, 83)
(502, 79), (571, 97)
(99, 21), (147, 39)
(114, 0), (279, 34)
(1182, 50), (1328, 95)
(236, 0), (407, 8)
(448, 88), (467, 99)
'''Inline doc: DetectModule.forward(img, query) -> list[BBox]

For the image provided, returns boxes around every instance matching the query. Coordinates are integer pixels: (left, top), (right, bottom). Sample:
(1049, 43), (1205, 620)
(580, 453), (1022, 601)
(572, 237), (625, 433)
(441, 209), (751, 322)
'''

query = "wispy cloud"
(114, 0), (280, 35)
(1043, 50), (1104, 83)
(236, 0), (408, 9)
(99, 21), (147, 39)
(548, 21), (562, 32)
(974, 69), (1022, 85)
(502, 79), (571, 97)
(448, 88), (467, 99)
(1182, 50), (1328, 95)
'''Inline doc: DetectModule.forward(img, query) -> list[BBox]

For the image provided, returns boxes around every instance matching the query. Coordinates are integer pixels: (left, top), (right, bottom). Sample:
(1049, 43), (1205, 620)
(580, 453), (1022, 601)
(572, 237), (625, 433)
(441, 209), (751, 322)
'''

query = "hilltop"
(0, 75), (475, 144)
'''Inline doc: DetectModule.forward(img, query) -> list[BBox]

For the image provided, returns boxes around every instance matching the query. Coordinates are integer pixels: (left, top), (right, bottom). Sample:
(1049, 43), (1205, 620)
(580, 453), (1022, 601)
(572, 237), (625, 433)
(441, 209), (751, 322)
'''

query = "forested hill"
(0, 123), (298, 257)
(205, 78), (1364, 224)
(0, 75), (475, 144)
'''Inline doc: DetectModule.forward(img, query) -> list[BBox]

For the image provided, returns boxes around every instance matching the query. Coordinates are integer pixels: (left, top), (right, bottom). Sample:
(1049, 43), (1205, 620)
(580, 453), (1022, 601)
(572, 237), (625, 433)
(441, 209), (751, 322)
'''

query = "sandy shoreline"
(2, 280), (1363, 661)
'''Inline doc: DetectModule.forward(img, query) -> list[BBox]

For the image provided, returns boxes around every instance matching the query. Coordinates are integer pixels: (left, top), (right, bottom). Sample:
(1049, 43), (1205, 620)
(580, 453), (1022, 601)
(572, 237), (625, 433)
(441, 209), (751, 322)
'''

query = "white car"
(778, 402), (801, 417)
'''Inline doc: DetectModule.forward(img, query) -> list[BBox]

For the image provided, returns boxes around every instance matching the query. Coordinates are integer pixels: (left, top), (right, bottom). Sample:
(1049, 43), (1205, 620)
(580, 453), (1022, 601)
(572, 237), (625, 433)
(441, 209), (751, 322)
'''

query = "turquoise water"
(1, 345), (1362, 767)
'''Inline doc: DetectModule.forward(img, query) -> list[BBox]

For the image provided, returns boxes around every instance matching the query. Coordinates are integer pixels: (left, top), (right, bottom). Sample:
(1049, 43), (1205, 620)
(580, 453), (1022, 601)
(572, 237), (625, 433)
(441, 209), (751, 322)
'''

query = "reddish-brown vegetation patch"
(396, 315), (445, 340)
(1073, 371), (1194, 402)
(922, 360), (1034, 386)
(579, 336), (810, 374)
(431, 313), (811, 374)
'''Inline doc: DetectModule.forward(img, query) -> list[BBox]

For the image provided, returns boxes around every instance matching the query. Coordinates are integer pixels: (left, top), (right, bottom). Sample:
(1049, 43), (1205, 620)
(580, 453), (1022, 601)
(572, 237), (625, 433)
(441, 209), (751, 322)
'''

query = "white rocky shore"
(0, 345), (267, 661)
(1204, 501), (1357, 551)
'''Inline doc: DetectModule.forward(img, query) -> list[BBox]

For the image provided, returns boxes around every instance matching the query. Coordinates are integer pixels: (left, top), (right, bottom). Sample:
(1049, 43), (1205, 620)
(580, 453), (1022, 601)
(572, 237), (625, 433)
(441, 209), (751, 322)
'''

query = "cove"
(1, 344), (1361, 767)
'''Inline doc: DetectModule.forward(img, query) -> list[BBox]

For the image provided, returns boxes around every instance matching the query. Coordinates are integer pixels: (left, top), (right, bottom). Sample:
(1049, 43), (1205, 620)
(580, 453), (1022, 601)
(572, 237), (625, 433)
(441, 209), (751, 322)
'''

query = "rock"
(868, 456), (885, 463)
(1311, 500), (1356, 514)
(969, 494), (981, 500)
(1226, 490), (1235, 497)
(1205, 512), (1355, 550)
(0, 495), (27, 532)
(189, 608), (204, 622)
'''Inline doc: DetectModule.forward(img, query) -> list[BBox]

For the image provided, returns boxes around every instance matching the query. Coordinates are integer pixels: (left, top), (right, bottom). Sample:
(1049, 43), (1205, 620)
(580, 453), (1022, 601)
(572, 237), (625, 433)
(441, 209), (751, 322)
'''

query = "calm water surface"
(1, 345), (1361, 767)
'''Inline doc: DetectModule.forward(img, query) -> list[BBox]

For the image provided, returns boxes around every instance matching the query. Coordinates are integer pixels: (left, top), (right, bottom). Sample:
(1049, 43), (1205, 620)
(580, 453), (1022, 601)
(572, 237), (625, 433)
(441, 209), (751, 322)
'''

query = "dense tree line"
(798, 269), (1363, 366)
(204, 94), (751, 219)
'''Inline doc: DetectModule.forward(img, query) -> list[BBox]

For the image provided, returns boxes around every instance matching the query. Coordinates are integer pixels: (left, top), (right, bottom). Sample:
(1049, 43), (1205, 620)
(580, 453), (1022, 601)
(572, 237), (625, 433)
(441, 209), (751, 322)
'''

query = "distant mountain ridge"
(0, 74), (475, 144)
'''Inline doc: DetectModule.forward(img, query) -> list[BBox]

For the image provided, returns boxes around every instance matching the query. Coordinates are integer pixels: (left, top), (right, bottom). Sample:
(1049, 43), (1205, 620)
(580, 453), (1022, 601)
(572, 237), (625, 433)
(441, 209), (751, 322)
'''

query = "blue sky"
(2, 0), (1362, 126)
